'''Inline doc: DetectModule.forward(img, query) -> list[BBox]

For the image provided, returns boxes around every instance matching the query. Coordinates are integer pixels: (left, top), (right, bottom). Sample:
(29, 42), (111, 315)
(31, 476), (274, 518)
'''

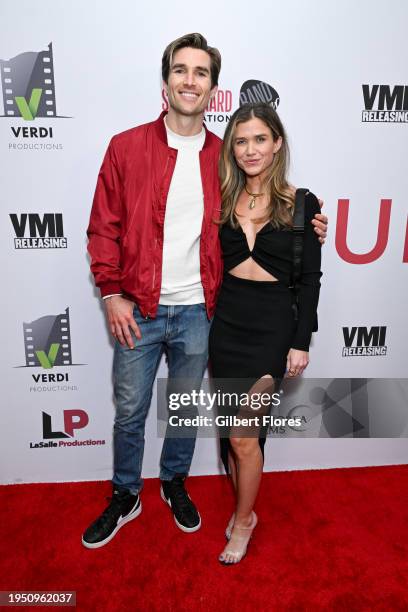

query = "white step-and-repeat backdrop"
(1, 0), (407, 484)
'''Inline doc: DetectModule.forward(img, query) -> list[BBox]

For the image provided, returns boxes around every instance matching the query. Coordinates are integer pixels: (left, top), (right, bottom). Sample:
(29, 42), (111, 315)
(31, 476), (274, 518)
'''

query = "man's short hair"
(162, 33), (221, 88)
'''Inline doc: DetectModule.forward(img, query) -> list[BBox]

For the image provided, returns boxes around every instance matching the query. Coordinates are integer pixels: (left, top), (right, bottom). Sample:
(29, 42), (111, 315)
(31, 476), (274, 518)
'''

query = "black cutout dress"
(208, 192), (322, 471)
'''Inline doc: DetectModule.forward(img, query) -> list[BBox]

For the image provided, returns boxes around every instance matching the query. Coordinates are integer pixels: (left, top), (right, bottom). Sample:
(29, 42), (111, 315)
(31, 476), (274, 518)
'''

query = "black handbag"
(290, 188), (318, 333)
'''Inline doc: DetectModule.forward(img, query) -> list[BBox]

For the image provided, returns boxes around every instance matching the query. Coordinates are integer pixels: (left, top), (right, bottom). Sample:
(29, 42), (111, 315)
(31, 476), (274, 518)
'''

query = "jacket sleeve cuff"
(291, 343), (310, 352)
(102, 293), (122, 300)
(291, 334), (311, 352)
(99, 282), (122, 298)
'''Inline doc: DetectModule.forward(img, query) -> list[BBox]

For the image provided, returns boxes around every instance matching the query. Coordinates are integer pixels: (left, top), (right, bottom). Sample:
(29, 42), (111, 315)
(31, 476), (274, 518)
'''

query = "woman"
(209, 102), (322, 564)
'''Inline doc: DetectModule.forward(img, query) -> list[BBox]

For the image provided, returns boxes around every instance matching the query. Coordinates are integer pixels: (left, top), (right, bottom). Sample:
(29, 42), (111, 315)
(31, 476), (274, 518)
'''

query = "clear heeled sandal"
(225, 513), (235, 540)
(219, 512), (258, 565)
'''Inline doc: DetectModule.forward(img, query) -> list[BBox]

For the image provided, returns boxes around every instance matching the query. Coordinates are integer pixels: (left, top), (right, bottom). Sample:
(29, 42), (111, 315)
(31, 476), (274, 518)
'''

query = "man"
(83, 33), (328, 549)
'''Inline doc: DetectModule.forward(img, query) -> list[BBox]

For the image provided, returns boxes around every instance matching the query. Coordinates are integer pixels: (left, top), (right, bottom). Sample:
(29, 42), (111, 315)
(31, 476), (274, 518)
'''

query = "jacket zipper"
(147, 152), (174, 319)
(147, 237), (157, 319)
(152, 239), (157, 293)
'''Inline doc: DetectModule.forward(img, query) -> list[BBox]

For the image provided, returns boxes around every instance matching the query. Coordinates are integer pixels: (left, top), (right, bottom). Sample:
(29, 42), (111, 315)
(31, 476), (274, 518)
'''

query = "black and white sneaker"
(160, 476), (201, 533)
(82, 489), (142, 549)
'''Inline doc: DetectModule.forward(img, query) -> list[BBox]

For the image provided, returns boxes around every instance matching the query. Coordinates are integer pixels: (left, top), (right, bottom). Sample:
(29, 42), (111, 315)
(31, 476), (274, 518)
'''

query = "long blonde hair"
(219, 103), (294, 228)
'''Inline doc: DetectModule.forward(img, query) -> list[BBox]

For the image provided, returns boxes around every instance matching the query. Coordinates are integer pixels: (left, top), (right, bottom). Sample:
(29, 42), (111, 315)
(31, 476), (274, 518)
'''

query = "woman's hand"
(312, 211), (328, 244)
(286, 349), (309, 377)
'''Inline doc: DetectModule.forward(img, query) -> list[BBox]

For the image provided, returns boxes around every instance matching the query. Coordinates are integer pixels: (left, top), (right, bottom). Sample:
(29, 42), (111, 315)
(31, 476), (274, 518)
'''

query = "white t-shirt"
(159, 120), (206, 305)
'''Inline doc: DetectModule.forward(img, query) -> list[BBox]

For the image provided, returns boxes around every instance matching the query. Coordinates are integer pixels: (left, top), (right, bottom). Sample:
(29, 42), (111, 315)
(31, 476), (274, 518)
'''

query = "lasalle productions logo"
(0, 42), (69, 150)
(29, 409), (106, 450)
(342, 325), (388, 357)
(10, 213), (67, 249)
(17, 307), (84, 392)
(362, 84), (408, 123)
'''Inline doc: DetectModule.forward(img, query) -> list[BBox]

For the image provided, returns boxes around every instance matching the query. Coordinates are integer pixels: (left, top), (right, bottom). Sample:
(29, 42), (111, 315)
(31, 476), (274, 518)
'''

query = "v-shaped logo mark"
(35, 343), (60, 369)
(15, 88), (43, 120)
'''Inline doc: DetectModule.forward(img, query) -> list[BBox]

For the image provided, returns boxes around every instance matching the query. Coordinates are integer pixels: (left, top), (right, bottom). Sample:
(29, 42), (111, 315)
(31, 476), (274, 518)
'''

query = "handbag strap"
(290, 188), (309, 288)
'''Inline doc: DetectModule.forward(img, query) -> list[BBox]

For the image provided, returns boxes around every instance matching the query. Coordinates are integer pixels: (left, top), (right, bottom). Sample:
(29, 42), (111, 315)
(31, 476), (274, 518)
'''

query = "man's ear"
(162, 80), (168, 95)
(209, 85), (218, 101)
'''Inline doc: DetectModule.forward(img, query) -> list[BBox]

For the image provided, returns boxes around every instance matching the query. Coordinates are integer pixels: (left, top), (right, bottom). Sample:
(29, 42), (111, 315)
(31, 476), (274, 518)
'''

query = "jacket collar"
(153, 111), (215, 150)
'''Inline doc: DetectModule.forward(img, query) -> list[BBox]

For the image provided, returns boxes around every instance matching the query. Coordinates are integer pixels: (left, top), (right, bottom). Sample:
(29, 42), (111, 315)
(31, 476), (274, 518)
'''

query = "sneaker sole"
(160, 486), (201, 533)
(81, 499), (142, 549)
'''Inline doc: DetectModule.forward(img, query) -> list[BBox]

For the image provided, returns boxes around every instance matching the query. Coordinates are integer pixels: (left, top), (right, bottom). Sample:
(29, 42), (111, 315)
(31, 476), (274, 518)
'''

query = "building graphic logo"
(342, 326), (387, 357)
(239, 80), (280, 109)
(23, 307), (72, 369)
(1, 43), (67, 149)
(362, 85), (408, 123)
(0, 43), (60, 120)
(10, 213), (67, 249)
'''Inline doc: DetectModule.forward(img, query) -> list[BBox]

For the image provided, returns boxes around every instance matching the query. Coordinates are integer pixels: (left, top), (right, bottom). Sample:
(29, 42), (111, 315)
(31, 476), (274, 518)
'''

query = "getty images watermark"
(156, 378), (408, 439)
(166, 387), (301, 430)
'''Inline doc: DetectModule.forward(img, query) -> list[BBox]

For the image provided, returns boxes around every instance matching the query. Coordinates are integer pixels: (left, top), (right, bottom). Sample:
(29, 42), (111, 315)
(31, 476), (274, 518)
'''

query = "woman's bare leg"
(220, 375), (274, 562)
(227, 373), (272, 494)
(234, 437), (263, 521)
(219, 437), (262, 563)
(224, 449), (238, 538)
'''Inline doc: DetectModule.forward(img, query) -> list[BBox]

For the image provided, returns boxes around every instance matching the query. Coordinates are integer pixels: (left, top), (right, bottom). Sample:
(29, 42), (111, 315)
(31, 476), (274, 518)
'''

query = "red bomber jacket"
(87, 112), (223, 319)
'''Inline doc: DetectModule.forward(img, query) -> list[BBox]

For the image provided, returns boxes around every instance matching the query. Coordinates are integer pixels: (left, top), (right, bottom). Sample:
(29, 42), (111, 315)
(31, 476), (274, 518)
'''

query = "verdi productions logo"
(342, 326), (387, 357)
(17, 307), (84, 392)
(0, 42), (68, 150)
(29, 409), (106, 449)
(362, 85), (408, 123)
(239, 80), (280, 109)
(10, 213), (67, 249)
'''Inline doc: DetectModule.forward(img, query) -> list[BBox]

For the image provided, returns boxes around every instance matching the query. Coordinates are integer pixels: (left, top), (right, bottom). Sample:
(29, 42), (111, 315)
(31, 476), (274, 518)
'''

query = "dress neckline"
(232, 216), (271, 237)
(229, 217), (271, 254)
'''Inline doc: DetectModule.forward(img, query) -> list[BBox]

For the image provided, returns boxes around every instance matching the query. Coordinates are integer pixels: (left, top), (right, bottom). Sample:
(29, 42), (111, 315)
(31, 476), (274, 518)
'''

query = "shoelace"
(96, 495), (124, 527)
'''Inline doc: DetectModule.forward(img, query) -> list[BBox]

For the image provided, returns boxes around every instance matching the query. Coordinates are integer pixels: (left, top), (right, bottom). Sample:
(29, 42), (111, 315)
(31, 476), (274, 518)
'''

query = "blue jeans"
(112, 303), (211, 495)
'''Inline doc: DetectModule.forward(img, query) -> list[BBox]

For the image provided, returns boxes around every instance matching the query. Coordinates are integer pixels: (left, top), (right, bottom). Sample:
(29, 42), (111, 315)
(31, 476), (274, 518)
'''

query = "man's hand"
(105, 296), (141, 349)
(286, 348), (309, 377)
(312, 198), (328, 244)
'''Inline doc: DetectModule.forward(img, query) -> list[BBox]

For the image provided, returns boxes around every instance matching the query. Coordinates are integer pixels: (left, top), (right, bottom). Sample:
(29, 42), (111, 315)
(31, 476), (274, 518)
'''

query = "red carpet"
(1, 465), (408, 611)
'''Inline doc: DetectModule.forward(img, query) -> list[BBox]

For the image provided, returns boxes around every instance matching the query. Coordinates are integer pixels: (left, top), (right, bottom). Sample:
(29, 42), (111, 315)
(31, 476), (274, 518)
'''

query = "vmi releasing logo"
(23, 307), (72, 368)
(0, 42), (59, 120)
(362, 85), (408, 123)
(10, 213), (67, 249)
(342, 326), (387, 357)
(240, 80), (280, 109)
